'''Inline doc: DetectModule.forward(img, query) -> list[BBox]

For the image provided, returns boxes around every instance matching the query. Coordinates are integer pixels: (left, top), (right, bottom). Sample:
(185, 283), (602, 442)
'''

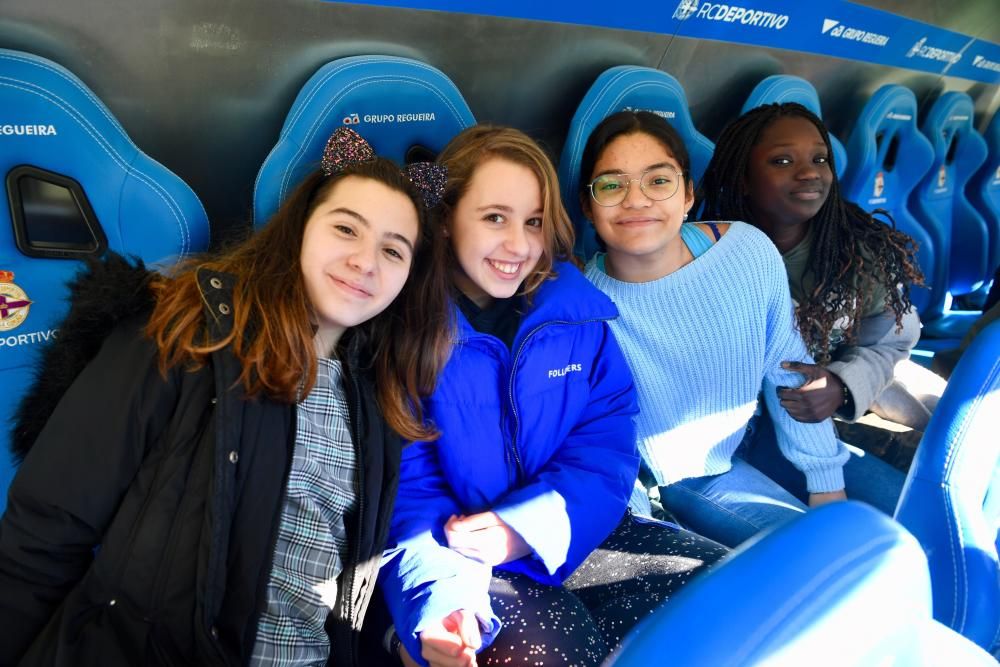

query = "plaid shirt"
(250, 358), (357, 666)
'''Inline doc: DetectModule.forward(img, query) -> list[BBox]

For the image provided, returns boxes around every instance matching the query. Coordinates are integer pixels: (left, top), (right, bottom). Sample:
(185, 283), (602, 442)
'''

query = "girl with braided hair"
(699, 102), (944, 438)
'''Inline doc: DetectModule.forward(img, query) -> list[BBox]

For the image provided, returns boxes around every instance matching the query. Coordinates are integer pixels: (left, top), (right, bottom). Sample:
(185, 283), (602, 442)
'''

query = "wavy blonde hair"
(436, 125), (577, 296)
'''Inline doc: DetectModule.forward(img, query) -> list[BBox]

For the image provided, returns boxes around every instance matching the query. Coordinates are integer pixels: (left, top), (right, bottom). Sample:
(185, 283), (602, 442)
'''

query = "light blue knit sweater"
(584, 222), (848, 493)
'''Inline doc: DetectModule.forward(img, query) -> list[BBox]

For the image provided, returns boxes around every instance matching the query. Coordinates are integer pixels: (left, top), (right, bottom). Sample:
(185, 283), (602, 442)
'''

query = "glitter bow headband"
(321, 126), (447, 208)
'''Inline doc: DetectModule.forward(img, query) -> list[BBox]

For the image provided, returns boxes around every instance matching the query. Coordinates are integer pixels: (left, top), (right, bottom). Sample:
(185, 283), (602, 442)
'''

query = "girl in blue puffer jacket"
(379, 125), (727, 667)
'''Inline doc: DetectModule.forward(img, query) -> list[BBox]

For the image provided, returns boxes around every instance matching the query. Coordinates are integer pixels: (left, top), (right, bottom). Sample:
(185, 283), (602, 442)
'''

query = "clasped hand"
(778, 361), (846, 423)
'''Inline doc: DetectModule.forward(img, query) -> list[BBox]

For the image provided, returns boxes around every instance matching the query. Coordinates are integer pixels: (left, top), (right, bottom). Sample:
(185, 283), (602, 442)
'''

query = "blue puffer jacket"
(380, 261), (639, 662)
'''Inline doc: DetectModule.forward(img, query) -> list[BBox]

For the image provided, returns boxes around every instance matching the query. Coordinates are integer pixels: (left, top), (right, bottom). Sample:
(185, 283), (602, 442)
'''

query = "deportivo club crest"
(873, 171), (885, 198)
(0, 271), (32, 331)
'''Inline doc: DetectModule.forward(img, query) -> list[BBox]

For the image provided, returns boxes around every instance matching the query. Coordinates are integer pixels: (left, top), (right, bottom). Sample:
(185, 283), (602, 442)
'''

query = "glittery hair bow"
(321, 126), (447, 208)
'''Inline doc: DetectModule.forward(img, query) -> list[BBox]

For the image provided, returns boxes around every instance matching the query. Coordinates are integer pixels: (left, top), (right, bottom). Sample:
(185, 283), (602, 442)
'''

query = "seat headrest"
(968, 109), (1000, 276)
(608, 502), (931, 666)
(842, 84), (935, 313)
(0, 48), (209, 513)
(558, 66), (714, 258)
(0, 48), (209, 260)
(740, 74), (847, 178)
(253, 55), (474, 227)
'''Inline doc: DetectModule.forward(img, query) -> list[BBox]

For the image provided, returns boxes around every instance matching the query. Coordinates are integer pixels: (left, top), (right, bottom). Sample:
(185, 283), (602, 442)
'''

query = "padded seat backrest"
(895, 320), (1000, 651)
(558, 66), (714, 259)
(741, 75), (848, 178)
(0, 48), (210, 512)
(842, 85), (935, 314)
(253, 55), (474, 227)
(968, 109), (1000, 279)
(911, 92), (990, 320)
(608, 502), (936, 666)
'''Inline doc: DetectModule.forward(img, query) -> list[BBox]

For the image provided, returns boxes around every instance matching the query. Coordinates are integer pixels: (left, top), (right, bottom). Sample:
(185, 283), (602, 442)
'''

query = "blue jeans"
(741, 409), (906, 515)
(661, 456), (807, 548)
(659, 412), (906, 548)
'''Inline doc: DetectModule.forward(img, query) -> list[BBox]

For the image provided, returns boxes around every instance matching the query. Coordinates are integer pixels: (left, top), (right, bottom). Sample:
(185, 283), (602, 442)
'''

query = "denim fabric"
(742, 408), (906, 516)
(656, 407), (906, 548)
(660, 456), (807, 548)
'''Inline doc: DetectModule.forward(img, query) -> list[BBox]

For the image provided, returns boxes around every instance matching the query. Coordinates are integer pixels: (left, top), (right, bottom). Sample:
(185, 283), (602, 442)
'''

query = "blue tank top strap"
(680, 222), (717, 258)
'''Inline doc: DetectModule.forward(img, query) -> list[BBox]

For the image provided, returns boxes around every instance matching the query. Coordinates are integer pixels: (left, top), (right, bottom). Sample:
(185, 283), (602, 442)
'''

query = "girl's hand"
(778, 361), (846, 422)
(417, 609), (481, 667)
(444, 511), (531, 566)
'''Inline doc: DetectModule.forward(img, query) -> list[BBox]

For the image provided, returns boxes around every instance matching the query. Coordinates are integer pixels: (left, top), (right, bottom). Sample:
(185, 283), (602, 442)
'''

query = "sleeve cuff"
(803, 464), (846, 495)
(493, 487), (570, 577)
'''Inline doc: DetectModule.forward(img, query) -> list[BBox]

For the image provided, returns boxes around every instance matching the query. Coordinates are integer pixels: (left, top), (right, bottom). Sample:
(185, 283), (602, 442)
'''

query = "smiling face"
(447, 158), (545, 308)
(299, 175), (419, 351)
(744, 115), (833, 232)
(584, 131), (694, 264)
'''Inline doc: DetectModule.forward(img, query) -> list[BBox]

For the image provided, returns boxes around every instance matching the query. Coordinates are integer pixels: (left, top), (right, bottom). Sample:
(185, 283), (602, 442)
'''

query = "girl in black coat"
(0, 128), (451, 667)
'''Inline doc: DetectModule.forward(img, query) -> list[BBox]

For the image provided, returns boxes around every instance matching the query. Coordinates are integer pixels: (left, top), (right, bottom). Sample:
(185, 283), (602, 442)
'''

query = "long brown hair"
(437, 125), (577, 296)
(145, 159), (451, 440)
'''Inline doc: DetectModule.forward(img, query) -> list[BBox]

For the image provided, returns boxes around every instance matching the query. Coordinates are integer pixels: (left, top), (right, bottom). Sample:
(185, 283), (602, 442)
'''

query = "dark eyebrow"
(767, 141), (828, 149)
(328, 207), (414, 253)
(386, 231), (415, 253)
(592, 162), (677, 179)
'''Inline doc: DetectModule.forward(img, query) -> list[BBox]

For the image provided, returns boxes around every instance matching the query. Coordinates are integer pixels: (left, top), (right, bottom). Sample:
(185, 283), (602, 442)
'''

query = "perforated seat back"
(968, 109), (1000, 279)
(741, 74), (848, 178)
(0, 48), (210, 512)
(253, 55), (474, 227)
(558, 66), (714, 259)
(911, 92), (990, 320)
(895, 320), (1000, 651)
(842, 85), (935, 314)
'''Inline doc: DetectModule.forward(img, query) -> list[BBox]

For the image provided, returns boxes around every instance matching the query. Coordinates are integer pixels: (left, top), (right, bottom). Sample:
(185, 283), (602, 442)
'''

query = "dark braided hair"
(697, 102), (923, 363)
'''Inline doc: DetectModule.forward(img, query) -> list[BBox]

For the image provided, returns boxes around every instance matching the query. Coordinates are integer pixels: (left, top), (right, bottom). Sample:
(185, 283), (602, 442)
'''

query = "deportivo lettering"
(906, 37), (962, 65)
(0, 124), (57, 136)
(676, 2), (789, 30)
(0, 328), (58, 347)
(548, 363), (582, 378)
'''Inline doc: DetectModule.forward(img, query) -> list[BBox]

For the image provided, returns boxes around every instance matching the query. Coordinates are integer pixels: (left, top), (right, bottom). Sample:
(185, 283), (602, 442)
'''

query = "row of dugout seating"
(1, 48), (998, 659)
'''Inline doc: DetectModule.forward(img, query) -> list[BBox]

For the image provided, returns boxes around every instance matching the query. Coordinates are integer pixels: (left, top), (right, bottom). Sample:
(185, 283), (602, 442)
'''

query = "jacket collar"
(453, 260), (619, 343)
(196, 268), (237, 341)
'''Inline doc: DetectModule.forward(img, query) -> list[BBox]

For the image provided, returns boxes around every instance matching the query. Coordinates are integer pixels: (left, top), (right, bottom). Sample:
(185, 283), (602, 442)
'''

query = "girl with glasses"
(700, 102), (943, 469)
(0, 128), (451, 667)
(580, 110), (858, 549)
(379, 125), (727, 667)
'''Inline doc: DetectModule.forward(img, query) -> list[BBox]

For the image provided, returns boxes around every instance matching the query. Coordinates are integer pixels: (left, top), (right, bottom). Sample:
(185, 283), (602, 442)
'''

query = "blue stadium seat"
(253, 55), (474, 227)
(741, 74), (848, 178)
(0, 49), (210, 514)
(607, 502), (997, 666)
(967, 109), (1000, 286)
(894, 319), (1000, 652)
(842, 85), (935, 315)
(911, 92), (990, 329)
(558, 66), (714, 259)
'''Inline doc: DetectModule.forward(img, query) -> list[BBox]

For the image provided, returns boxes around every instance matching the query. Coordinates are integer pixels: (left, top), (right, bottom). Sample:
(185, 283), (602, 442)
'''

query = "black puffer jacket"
(0, 256), (401, 666)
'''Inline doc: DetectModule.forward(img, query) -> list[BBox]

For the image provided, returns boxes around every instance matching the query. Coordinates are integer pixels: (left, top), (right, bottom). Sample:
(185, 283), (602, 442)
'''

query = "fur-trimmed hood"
(11, 253), (155, 462)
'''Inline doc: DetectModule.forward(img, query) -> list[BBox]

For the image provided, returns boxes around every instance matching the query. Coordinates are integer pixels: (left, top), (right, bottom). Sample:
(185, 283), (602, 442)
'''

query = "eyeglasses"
(587, 165), (682, 207)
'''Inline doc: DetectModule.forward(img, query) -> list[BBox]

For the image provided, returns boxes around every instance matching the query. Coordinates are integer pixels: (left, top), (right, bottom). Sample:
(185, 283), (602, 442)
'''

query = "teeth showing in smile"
(488, 260), (520, 275)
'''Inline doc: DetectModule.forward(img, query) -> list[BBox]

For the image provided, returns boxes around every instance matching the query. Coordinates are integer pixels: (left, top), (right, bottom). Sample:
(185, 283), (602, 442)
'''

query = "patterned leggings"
(477, 514), (728, 666)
